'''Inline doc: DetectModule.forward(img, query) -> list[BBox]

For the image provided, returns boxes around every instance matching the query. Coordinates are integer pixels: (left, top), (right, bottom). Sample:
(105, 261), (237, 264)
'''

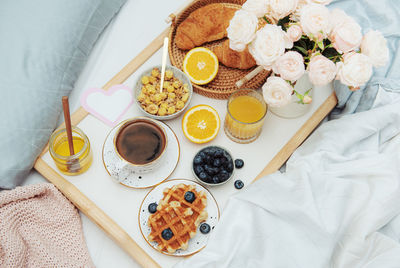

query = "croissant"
(213, 40), (256, 70)
(175, 4), (237, 50)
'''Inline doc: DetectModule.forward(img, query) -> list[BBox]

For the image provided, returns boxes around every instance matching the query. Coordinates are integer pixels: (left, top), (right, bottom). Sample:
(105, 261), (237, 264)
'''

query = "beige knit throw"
(0, 183), (94, 267)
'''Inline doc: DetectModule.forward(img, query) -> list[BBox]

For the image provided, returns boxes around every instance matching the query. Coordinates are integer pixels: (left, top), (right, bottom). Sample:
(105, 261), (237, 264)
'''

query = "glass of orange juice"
(224, 89), (267, 143)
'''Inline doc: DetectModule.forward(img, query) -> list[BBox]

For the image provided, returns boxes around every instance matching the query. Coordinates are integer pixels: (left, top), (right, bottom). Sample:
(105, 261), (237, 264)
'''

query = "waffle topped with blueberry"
(147, 184), (208, 253)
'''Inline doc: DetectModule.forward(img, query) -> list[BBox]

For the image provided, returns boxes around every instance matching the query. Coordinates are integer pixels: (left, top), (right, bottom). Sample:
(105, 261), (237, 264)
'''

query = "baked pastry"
(147, 184), (208, 253)
(175, 4), (237, 50)
(213, 40), (256, 69)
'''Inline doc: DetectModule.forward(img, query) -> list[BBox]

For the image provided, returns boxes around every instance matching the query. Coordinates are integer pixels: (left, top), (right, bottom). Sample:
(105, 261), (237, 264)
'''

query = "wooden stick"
(252, 92), (338, 182)
(35, 158), (160, 268)
(236, 66), (264, 88)
(62, 96), (75, 155)
(159, 37), (169, 93)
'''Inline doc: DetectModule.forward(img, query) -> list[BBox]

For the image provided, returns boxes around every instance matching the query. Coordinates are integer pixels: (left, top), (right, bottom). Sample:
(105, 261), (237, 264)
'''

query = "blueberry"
(184, 191), (196, 203)
(213, 158), (221, 167)
(226, 162), (234, 172)
(198, 171), (209, 181)
(203, 148), (212, 155)
(218, 170), (230, 181)
(220, 157), (227, 166)
(194, 165), (204, 175)
(208, 147), (217, 155)
(200, 223), (211, 234)
(210, 167), (219, 175)
(235, 159), (244, 169)
(214, 148), (224, 157)
(204, 164), (212, 174)
(161, 228), (174, 240)
(234, 180), (244, 189)
(148, 202), (157, 214)
(193, 155), (203, 165)
(212, 176), (220, 184)
(205, 155), (212, 164)
(198, 152), (206, 159)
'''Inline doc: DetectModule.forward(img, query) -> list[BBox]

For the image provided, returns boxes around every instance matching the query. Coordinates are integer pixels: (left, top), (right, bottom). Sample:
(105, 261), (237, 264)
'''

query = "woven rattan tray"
(168, 0), (270, 99)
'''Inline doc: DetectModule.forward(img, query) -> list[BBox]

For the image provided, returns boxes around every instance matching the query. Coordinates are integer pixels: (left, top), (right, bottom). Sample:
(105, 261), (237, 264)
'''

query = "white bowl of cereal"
(134, 65), (193, 120)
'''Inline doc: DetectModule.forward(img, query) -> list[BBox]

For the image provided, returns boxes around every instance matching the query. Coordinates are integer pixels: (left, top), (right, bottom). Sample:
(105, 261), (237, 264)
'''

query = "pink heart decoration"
(81, 84), (134, 126)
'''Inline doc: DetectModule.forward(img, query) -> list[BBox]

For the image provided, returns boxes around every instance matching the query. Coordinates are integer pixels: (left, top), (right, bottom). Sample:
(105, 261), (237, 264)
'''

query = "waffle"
(148, 183), (208, 253)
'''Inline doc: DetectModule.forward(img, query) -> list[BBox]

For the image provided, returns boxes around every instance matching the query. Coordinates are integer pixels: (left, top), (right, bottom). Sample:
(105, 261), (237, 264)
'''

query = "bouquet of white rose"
(227, 0), (389, 107)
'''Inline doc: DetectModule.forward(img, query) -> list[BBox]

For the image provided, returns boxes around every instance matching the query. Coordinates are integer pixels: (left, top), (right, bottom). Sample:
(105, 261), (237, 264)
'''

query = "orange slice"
(182, 105), (220, 144)
(182, 47), (219, 85)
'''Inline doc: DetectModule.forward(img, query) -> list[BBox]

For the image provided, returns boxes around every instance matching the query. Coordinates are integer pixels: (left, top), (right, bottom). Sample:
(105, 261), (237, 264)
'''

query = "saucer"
(102, 119), (180, 188)
(138, 179), (220, 256)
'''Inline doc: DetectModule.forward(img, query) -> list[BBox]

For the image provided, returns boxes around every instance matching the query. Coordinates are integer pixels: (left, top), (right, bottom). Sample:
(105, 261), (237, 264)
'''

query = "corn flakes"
(138, 68), (190, 116)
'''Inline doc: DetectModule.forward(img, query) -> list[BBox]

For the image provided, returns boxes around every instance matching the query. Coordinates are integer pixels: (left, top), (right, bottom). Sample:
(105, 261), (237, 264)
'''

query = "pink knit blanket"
(0, 183), (94, 267)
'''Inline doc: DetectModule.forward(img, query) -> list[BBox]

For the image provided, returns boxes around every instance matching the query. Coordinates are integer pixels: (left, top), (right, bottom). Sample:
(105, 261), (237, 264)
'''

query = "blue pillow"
(0, 0), (126, 189)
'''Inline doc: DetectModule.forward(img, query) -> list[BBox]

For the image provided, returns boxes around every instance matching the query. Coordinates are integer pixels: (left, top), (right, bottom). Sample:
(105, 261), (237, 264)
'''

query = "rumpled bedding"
(176, 88), (400, 268)
(176, 0), (400, 267)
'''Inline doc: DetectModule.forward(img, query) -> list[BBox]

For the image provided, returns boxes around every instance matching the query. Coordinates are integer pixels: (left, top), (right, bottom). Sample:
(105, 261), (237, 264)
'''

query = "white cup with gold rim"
(112, 117), (168, 177)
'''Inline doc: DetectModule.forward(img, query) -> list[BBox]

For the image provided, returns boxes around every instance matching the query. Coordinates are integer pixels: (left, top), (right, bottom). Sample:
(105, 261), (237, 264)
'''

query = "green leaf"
(317, 41), (324, 50)
(298, 39), (307, 50)
(304, 89), (311, 96)
(294, 46), (308, 55)
(294, 89), (303, 101)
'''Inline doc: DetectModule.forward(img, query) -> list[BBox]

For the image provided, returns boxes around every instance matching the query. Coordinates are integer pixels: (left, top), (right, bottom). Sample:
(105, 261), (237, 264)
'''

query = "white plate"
(138, 179), (220, 256)
(102, 119), (180, 188)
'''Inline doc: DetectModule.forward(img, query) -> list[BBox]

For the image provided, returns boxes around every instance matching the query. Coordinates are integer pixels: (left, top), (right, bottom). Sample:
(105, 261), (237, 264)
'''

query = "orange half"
(182, 105), (220, 144)
(182, 47), (219, 85)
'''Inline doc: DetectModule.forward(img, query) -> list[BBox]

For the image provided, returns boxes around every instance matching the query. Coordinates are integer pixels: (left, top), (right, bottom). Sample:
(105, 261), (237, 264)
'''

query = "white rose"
(269, 0), (298, 21)
(262, 76), (294, 107)
(242, 0), (270, 18)
(248, 24), (293, 70)
(336, 52), (373, 87)
(227, 10), (258, 52)
(307, 54), (336, 86)
(329, 9), (362, 53)
(287, 24), (303, 42)
(291, 0), (310, 21)
(361, 30), (389, 67)
(272, 51), (305, 82)
(300, 4), (331, 41)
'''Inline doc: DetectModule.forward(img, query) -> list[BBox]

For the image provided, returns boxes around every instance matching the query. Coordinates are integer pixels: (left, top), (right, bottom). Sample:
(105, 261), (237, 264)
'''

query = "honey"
(49, 126), (92, 175)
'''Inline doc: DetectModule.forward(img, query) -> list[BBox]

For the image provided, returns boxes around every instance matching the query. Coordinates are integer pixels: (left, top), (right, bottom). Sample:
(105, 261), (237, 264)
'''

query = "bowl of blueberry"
(192, 146), (235, 186)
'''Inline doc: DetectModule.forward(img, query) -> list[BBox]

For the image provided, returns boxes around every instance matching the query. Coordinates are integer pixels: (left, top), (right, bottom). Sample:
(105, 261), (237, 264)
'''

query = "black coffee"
(116, 120), (166, 165)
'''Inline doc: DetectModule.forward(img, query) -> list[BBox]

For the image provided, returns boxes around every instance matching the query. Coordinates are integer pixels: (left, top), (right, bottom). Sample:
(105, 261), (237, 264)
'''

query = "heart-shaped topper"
(81, 84), (133, 126)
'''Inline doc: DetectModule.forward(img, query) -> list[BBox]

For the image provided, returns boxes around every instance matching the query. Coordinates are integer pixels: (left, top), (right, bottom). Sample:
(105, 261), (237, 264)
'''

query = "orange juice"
(228, 95), (266, 123)
(224, 90), (267, 143)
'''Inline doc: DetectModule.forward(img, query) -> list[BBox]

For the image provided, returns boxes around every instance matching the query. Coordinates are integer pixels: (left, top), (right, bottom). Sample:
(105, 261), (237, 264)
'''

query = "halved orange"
(182, 47), (219, 85)
(182, 105), (220, 144)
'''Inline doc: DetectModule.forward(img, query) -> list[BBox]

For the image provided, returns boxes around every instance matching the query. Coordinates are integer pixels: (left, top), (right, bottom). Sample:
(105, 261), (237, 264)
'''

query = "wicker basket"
(168, 0), (270, 99)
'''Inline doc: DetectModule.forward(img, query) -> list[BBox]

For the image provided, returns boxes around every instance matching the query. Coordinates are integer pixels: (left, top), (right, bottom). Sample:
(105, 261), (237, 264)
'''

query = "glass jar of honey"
(49, 126), (92, 175)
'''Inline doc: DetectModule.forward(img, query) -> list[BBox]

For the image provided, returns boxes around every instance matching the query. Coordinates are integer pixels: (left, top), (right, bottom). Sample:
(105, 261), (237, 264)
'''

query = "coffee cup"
(113, 117), (168, 174)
